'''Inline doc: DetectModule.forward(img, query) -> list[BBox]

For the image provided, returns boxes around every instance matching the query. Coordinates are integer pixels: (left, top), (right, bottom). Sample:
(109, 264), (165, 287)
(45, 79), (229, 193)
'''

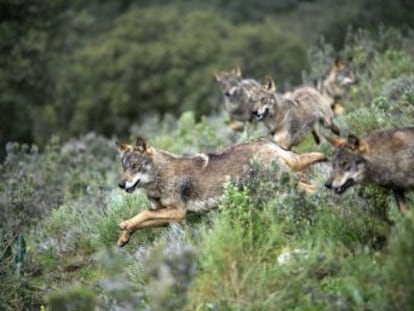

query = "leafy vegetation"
(2, 0), (414, 159)
(2, 1), (414, 310)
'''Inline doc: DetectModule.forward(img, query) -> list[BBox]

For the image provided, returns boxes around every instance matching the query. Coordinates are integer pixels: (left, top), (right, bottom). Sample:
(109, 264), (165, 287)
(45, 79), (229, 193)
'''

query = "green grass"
(1, 26), (414, 311)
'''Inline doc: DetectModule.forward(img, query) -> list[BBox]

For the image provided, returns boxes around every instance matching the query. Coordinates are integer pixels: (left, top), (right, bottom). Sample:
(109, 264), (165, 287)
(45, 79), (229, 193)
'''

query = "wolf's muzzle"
(118, 178), (141, 193)
(118, 180), (126, 189)
(325, 179), (355, 194)
(252, 108), (268, 121)
(324, 180), (332, 189)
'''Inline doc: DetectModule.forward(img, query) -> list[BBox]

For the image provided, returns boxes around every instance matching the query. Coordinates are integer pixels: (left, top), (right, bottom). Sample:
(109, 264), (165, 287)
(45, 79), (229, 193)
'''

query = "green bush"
(0, 110), (409, 310)
(47, 285), (96, 311)
(3, 13), (414, 311)
(50, 6), (307, 141)
(385, 214), (414, 310)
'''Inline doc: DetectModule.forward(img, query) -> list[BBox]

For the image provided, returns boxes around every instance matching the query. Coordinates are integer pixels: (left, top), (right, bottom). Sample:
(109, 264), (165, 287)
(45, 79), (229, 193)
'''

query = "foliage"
(47, 285), (96, 311)
(2, 5), (414, 310)
(49, 6), (307, 142)
(385, 214), (414, 310)
(3, 0), (414, 160)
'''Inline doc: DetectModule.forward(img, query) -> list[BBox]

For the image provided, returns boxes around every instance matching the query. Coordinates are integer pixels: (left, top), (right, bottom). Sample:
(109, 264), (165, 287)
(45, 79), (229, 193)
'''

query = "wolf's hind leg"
(283, 151), (327, 172)
(393, 189), (409, 215)
(273, 132), (292, 150)
(322, 116), (340, 136)
(331, 122), (340, 136)
(296, 173), (317, 193)
(311, 130), (321, 145)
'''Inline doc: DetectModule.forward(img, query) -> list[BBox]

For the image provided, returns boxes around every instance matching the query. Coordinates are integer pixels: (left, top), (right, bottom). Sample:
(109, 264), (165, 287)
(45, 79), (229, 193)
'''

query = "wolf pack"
(116, 58), (414, 247)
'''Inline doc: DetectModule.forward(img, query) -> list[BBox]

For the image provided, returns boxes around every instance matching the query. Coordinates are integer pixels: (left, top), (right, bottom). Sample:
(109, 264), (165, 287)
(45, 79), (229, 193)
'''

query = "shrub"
(385, 214), (414, 310)
(47, 285), (96, 311)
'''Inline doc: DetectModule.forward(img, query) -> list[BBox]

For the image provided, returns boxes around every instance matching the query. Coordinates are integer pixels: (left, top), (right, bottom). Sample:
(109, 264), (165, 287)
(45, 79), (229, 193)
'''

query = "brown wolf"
(325, 127), (414, 214)
(315, 58), (358, 114)
(215, 67), (260, 132)
(251, 78), (340, 150)
(116, 136), (327, 246)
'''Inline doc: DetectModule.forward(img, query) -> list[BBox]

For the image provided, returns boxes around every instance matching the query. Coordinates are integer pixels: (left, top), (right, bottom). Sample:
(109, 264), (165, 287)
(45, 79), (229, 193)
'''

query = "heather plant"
(47, 286), (96, 311)
(187, 156), (397, 310)
(0, 133), (120, 309)
(313, 27), (414, 134)
(384, 214), (414, 310)
(2, 19), (414, 311)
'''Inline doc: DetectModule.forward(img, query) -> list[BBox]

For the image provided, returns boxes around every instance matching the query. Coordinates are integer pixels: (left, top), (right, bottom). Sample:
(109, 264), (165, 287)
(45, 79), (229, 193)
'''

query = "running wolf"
(315, 58), (358, 114)
(215, 67), (260, 131)
(251, 78), (340, 150)
(325, 127), (414, 214)
(116, 136), (327, 246)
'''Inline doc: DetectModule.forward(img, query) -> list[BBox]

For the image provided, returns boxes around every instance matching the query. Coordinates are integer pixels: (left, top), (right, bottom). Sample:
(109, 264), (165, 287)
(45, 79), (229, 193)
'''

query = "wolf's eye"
(131, 162), (139, 170)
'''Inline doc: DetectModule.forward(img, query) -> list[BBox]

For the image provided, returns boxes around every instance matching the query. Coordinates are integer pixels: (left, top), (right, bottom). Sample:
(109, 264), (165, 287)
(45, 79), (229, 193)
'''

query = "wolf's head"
(215, 67), (242, 94)
(323, 58), (358, 97)
(116, 136), (156, 193)
(215, 67), (245, 110)
(325, 134), (369, 194)
(251, 78), (276, 121)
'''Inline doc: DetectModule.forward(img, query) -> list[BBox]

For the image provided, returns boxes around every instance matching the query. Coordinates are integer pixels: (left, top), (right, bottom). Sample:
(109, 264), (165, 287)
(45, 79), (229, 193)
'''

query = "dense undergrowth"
(1, 28), (414, 310)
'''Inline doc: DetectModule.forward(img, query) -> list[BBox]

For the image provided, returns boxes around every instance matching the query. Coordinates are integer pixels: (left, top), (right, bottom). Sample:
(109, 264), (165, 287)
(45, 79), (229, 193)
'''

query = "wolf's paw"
(230, 121), (245, 132)
(118, 220), (134, 231)
(117, 230), (130, 247)
(298, 181), (318, 194)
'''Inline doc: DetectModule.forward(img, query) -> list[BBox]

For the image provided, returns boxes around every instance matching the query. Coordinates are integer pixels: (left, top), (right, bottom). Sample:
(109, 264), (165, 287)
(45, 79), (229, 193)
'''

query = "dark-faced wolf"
(251, 78), (340, 150)
(215, 67), (260, 132)
(116, 136), (327, 246)
(325, 127), (414, 214)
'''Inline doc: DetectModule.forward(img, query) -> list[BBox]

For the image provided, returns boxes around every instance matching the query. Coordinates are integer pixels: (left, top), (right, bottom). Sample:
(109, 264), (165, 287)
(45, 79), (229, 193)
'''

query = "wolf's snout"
(118, 180), (126, 189)
(324, 180), (332, 189)
(252, 108), (268, 121)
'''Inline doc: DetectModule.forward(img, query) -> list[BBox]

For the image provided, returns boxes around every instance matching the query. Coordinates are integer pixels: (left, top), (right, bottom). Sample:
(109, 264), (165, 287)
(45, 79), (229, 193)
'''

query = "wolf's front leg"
(118, 209), (154, 231)
(117, 219), (172, 247)
(273, 131), (292, 150)
(230, 120), (245, 132)
(117, 230), (131, 247)
(117, 207), (186, 246)
(118, 207), (186, 231)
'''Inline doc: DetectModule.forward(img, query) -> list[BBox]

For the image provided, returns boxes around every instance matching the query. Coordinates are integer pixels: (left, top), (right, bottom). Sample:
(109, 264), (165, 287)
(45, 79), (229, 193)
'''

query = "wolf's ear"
(333, 57), (342, 69)
(135, 136), (154, 155)
(325, 135), (346, 147)
(214, 71), (222, 82)
(346, 134), (368, 154)
(116, 141), (133, 153)
(135, 136), (147, 153)
(233, 66), (242, 77)
(263, 77), (276, 92)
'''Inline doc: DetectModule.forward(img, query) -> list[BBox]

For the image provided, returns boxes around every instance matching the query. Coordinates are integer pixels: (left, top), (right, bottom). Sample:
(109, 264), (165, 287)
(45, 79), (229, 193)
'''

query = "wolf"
(116, 136), (327, 246)
(251, 78), (340, 150)
(215, 67), (260, 132)
(325, 127), (414, 214)
(315, 58), (358, 114)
